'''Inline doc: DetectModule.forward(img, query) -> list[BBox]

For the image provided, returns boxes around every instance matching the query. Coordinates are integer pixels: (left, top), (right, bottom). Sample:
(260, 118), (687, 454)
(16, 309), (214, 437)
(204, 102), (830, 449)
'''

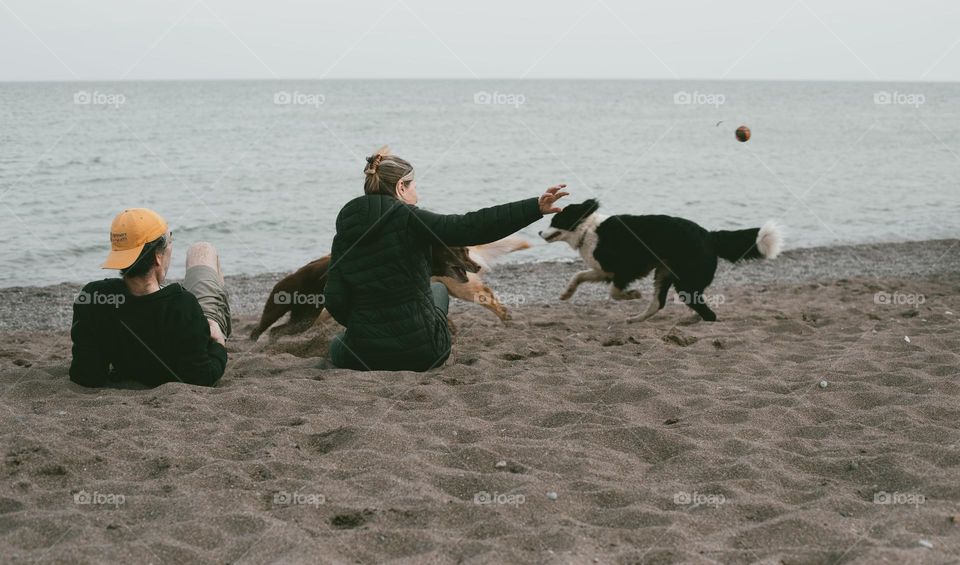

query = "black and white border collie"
(539, 199), (782, 323)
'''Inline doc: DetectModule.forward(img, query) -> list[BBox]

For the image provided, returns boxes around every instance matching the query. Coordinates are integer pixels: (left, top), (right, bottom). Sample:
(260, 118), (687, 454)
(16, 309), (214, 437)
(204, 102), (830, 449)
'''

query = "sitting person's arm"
(409, 197), (543, 247)
(172, 294), (227, 386)
(69, 284), (110, 387)
(323, 261), (352, 326)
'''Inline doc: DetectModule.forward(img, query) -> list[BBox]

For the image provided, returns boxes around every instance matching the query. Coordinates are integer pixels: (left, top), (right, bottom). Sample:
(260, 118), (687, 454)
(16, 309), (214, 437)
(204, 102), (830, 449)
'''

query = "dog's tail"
(250, 285), (290, 341)
(469, 236), (531, 271)
(711, 221), (782, 263)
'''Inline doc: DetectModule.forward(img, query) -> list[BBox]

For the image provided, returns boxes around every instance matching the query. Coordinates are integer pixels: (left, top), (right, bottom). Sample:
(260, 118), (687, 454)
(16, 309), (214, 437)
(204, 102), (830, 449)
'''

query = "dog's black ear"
(582, 198), (600, 215)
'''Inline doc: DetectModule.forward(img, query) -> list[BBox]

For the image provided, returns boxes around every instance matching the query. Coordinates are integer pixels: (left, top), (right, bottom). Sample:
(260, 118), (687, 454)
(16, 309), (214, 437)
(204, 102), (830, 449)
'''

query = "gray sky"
(1, 0), (957, 81)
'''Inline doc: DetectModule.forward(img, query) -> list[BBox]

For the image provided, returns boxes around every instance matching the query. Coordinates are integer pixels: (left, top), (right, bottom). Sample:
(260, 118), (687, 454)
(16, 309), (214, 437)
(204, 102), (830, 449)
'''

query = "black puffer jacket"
(324, 194), (542, 371)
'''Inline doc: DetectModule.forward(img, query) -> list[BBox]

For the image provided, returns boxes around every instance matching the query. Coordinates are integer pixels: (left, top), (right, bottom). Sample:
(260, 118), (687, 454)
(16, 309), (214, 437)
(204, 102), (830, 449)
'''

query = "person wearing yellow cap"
(69, 208), (232, 387)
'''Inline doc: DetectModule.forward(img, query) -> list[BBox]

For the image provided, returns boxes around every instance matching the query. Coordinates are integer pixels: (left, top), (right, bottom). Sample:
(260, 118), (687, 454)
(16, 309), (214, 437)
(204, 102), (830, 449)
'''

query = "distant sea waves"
(1, 79), (957, 286)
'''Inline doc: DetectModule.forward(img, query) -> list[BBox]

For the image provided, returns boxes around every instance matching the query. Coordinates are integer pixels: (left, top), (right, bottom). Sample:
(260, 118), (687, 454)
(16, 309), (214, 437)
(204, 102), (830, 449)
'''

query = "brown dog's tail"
(250, 283), (291, 341)
(469, 236), (531, 271)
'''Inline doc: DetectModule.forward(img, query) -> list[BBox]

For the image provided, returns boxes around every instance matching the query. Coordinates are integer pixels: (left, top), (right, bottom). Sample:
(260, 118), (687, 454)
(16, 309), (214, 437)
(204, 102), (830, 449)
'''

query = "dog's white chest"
(576, 214), (606, 270)
(578, 233), (600, 269)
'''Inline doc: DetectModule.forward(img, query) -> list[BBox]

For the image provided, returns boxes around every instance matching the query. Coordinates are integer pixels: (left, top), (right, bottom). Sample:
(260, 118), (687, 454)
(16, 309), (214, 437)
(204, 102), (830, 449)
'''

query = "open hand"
(538, 184), (569, 215)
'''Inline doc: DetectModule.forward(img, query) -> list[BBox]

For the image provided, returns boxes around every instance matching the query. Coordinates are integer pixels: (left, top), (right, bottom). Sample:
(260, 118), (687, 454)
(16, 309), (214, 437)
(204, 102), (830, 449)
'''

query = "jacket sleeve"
(409, 197), (543, 247)
(69, 286), (110, 387)
(173, 295), (227, 386)
(323, 261), (352, 326)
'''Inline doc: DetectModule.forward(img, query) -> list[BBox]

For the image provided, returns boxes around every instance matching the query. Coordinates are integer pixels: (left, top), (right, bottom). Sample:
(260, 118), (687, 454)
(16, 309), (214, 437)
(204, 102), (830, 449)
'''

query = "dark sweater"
(69, 279), (227, 387)
(325, 195), (543, 371)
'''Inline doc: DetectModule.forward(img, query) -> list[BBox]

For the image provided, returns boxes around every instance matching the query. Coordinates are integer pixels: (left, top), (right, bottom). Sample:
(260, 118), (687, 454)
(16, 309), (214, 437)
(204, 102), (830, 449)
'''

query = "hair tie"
(364, 154), (383, 175)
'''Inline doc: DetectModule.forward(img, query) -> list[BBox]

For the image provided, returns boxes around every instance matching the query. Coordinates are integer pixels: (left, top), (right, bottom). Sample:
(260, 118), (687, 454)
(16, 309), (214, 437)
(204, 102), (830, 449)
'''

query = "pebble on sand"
(547, 491), (558, 500)
(495, 460), (507, 468)
(918, 539), (933, 549)
(819, 380), (828, 389)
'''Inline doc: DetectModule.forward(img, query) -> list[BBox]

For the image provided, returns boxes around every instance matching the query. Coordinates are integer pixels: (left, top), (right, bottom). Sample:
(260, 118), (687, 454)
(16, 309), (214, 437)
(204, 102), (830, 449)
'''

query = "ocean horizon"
(2, 78), (957, 287)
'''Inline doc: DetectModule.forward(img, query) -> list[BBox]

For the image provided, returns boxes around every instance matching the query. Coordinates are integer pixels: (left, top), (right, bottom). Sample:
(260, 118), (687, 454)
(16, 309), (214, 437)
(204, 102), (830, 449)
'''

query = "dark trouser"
(329, 282), (449, 369)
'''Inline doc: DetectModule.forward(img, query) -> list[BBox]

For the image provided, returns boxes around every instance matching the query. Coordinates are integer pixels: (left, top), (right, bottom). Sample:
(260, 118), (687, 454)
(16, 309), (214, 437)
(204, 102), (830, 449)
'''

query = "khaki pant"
(183, 265), (232, 337)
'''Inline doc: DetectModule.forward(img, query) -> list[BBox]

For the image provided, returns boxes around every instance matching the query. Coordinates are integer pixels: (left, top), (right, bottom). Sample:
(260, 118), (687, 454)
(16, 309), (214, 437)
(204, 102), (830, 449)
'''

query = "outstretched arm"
(410, 184), (568, 247)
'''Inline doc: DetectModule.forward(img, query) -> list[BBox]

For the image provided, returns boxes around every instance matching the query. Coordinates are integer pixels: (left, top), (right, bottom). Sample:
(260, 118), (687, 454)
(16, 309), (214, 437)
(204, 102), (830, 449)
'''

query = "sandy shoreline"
(1, 239), (958, 333)
(1, 239), (959, 563)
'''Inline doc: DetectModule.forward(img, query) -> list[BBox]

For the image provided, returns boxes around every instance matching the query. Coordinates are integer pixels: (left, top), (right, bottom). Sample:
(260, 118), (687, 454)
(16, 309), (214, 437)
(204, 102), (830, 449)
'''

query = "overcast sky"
(1, 0), (957, 82)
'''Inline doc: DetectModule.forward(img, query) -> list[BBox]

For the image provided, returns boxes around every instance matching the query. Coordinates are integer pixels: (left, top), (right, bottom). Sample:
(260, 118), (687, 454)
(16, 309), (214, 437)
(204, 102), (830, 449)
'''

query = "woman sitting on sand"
(324, 147), (567, 371)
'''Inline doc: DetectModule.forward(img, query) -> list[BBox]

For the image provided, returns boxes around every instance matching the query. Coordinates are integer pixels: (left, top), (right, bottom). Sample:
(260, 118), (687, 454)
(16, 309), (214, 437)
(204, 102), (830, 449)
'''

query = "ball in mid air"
(736, 125), (751, 142)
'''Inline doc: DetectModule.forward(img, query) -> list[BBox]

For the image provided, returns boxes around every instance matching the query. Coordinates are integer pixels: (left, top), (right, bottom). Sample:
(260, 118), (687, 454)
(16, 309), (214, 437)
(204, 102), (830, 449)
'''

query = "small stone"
(819, 380), (828, 389)
(848, 462), (859, 471)
(546, 491), (558, 501)
(918, 539), (933, 549)
(904, 336), (911, 343)
(495, 460), (507, 469)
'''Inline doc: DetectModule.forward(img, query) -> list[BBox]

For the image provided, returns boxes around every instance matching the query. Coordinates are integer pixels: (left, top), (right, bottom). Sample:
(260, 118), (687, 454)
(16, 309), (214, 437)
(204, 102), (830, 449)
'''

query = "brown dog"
(433, 236), (530, 322)
(250, 245), (481, 340)
(250, 237), (531, 340)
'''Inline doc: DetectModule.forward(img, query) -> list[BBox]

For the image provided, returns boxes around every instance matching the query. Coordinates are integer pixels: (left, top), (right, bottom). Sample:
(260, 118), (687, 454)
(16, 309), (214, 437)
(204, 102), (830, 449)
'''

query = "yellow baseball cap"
(102, 208), (169, 270)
